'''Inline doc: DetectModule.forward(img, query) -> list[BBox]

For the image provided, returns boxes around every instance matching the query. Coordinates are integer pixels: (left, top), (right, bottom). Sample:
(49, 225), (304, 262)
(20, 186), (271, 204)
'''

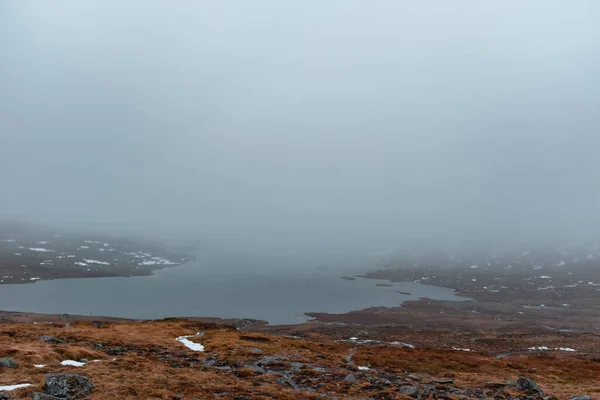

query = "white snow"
(539, 276), (552, 279)
(79, 246), (89, 249)
(138, 257), (177, 266)
(83, 259), (110, 265)
(28, 248), (54, 252)
(390, 341), (416, 349)
(0, 383), (33, 391)
(0, 239), (16, 242)
(528, 346), (576, 352)
(34, 364), (46, 368)
(74, 262), (88, 266)
(528, 346), (549, 351)
(30, 277), (41, 281)
(452, 347), (472, 352)
(176, 333), (204, 351)
(36, 241), (49, 244)
(469, 265), (478, 269)
(14, 253), (21, 256)
(358, 366), (371, 370)
(61, 360), (86, 367)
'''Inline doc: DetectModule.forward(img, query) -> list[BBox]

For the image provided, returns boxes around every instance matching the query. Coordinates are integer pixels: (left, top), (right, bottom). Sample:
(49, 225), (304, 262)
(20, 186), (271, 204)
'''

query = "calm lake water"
(0, 251), (463, 324)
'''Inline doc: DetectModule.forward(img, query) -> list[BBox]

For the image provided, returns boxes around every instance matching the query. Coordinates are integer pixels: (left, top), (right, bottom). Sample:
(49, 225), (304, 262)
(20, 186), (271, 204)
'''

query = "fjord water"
(0, 251), (462, 324)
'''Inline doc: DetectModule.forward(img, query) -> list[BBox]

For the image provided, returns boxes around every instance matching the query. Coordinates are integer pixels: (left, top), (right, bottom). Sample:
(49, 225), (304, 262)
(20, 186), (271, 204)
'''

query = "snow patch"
(358, 366), (371, 371)
(528, 346), (576, 352)
(390, 341), (416, 349)
(61, 360), (86, 367)
(452, 347), (472, 352)
(138, 257), (177, 266)
(74, 262), (88, 266)
(176, 333), (204, 351)
(28, 248), (54, 252)
(84, 259), (110, 266)
(34, 364), (46, 368)
(0, 383), (33, 391)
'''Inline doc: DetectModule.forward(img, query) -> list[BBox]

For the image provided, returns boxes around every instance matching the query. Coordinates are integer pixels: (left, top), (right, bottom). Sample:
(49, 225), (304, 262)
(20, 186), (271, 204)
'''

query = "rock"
(32, 394), (62, 400)
(45, 373), (94, 399)
(398, 385), (419, 397)
(433, 379), (454, 385)
(0, 392), (9, 400)
(245, 365), (265, 374)
(484, 381), (512, 388)
(570, 397), (592, 400)
(249, 347), (263, 354)
(39, 336), (64, 344)
(0, 357), (18, 368)
(517, 376), (543, 395)
(343, 374), (356, 384)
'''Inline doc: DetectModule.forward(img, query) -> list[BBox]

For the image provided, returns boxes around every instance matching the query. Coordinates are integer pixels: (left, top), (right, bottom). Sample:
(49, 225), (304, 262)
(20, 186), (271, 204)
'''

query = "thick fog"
(1, 1), (599, 253)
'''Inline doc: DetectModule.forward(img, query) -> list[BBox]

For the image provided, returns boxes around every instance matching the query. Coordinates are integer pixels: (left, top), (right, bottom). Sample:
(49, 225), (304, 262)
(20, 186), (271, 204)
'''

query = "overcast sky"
(1, 1), (599, 251)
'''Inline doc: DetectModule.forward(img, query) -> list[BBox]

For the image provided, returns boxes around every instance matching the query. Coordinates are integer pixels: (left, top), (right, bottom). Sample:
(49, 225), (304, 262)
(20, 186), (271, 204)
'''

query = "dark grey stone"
(343, 374), (356, 384)
(0, 392), (9, 400)
(398, 385), (419, 398)
(432, 379), (454, 385)
(0, 357), (18, 368)
(570, 397), (592, 400)
(517, 376), (544, 395)
(32, 393), (62, 400)
(38, 336), (64, 344)
(44, 373), (93, 399)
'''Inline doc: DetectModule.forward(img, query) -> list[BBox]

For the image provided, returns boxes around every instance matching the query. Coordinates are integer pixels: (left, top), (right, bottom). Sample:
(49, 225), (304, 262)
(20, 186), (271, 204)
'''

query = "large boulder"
(32, 394), (62, 400)
(44, 374), (93, 399)
(38, 336), (64, 344)
(398, 385), (419, 398)
(517, 376), (543, 395)
(0, 357), (18, 368)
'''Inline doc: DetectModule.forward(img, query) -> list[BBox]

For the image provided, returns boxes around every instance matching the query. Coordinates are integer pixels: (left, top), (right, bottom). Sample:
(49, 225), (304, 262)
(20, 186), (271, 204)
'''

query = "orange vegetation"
(0, 318), (598, 399)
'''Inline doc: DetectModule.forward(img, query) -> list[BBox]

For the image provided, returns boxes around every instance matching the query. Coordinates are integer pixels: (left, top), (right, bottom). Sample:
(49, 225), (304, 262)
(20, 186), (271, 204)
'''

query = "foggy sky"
(1, 1), (599, 251)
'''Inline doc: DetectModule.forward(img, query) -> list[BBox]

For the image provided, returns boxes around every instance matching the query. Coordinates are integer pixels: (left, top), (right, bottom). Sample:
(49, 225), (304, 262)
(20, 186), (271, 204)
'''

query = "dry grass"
(0, 319), (599, 399)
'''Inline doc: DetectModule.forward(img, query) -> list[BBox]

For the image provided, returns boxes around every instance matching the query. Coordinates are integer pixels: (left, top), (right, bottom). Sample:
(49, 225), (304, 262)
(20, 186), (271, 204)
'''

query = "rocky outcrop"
(399, 385), (419, 397)
(0, 357), (18, 368)
(38, 336), (64, 344)
(32, 394), (62, 400)
(518, 376), (544, 395)
(44, 374), (93, 399)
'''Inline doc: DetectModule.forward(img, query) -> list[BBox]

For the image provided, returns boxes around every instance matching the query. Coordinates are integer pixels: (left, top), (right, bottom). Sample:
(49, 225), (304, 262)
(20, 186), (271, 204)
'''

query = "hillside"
(0, 316), (597, 399)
